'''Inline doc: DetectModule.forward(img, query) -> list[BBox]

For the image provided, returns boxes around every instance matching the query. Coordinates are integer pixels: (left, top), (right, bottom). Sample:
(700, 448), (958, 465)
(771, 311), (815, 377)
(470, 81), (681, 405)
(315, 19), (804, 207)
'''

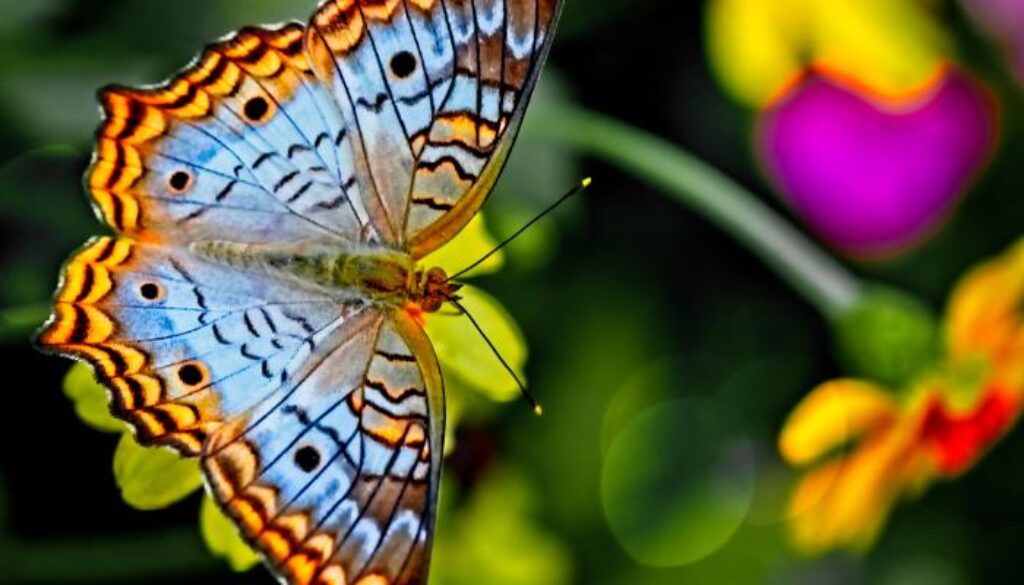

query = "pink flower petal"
(758, 68), (998, 258)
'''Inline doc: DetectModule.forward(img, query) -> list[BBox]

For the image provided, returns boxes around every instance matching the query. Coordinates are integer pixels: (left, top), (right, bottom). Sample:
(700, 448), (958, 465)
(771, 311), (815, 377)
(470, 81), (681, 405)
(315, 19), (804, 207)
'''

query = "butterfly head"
(411, 266), (462, 314)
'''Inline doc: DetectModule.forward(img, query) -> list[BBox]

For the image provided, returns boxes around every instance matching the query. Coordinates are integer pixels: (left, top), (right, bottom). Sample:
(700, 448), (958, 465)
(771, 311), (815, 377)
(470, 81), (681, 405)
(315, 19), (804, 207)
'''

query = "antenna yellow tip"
(533, 404), (545, 417)
(581, 177), (593, 189)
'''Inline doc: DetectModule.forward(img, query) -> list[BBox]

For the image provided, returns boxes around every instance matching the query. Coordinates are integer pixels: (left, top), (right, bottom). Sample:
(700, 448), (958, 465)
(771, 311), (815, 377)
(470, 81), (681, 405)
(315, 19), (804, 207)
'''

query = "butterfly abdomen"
(190, 240), (417, 303)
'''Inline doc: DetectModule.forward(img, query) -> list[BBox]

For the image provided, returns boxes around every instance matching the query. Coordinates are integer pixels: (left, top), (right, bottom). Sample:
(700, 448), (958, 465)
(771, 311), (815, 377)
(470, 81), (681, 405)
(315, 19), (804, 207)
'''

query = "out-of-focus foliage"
(432, 466), (573, 585)
(602, 398), (756, 567)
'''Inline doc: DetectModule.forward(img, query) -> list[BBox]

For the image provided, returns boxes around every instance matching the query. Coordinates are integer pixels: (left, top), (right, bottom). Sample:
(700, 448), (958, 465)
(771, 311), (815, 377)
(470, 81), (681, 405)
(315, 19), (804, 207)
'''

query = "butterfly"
(34, 1), (562, 583)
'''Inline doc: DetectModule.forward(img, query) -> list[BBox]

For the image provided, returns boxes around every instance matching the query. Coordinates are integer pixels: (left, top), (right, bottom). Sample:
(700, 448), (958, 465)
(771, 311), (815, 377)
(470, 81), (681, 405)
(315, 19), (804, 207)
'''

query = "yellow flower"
(779, 240), (1024, 554)
(62, 214), (528, 571)
(706, 0), (951, 107)
(946, 239), (1024, 390)
(780, 380), (922, 552)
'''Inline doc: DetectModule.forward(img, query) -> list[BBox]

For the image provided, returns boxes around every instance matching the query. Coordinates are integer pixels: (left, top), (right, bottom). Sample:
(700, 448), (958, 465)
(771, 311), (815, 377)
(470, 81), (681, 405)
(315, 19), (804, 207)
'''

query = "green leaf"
(425, 285), (527, 402)
(63, 363), (125, 434)
(423, 214), (504, 279)
(200, 495), (261, 573)
(112, 434), (203, 511)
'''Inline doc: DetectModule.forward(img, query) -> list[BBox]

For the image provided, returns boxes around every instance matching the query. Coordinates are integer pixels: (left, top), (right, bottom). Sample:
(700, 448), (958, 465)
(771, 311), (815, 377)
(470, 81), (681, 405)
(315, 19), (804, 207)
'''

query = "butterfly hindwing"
(307, 0), (563, 256)
(91, 24), (377, 245)
(203, 308), (444, 585)
(36, 237), (350, 455)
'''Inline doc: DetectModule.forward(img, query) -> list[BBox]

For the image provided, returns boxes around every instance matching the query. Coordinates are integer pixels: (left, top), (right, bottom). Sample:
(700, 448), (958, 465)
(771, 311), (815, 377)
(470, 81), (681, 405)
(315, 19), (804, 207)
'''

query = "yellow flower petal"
(707, 0), (950, 107)
(787, 459), (844, 551)
(779, 380), (896, 466)
(805, 0), (949, 99)
(422, 214), (505, 279)
(946, 239), (1024, 372)
(425, 285), (527, 402)
(63, 363), (125, 434)
(112, 434), (202, 511)
(707, 0), (807, 107)
(790, 421), (926, 554)
(200, 495), (261, 572)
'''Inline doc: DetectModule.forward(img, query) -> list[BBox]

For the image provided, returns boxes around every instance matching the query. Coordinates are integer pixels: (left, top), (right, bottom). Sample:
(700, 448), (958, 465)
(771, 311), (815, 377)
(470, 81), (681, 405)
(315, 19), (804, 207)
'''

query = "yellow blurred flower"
(706, 0), (951, 107)
(779, 239), (1024, 554)
(61, 214), (528, 571)
(946, 239), (1024, 390)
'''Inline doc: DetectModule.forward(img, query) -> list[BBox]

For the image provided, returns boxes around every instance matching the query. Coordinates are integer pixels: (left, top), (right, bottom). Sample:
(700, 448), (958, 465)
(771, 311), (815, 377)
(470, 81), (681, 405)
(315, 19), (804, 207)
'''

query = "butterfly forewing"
(307, 0), (562, 256)
(90, 24), (374, 244)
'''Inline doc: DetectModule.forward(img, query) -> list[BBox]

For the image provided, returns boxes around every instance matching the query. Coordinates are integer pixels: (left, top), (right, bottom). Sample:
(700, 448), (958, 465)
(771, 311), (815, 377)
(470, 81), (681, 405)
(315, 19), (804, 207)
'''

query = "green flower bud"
(833, 286), (941, 388)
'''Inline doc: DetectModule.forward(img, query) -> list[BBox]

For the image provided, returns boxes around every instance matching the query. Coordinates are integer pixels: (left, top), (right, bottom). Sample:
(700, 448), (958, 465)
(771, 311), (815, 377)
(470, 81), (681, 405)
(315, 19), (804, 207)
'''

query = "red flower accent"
(919, 387), (1019, 476)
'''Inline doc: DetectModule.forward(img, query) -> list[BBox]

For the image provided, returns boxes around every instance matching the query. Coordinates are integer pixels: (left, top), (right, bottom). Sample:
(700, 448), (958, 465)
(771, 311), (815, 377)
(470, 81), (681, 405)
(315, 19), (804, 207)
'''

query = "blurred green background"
(1, 0), (1023, 583)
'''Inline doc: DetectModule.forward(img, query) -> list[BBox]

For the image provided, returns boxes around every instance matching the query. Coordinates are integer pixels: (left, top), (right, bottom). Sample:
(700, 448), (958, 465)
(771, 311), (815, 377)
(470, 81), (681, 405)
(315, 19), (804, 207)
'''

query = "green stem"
(527, 105), (862, 318)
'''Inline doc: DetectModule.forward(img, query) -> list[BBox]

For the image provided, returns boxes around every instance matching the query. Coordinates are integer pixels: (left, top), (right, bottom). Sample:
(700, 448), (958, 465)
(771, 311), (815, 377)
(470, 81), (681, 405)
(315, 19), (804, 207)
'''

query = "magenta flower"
(757, 68), (998, 258)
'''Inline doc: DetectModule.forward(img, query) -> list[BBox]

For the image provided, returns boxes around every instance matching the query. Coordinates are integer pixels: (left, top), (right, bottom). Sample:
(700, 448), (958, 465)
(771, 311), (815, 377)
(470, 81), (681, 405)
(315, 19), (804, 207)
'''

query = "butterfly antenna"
(450, 299), (544, 417)
(447, 177), (593, 282)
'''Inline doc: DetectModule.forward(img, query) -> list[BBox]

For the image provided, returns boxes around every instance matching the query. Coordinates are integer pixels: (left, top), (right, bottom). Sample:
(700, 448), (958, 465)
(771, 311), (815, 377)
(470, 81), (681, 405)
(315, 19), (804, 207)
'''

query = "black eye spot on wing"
(178, 362), (205, 387)
(390, 51), (417, 79)
(169, 170), (192, 192)
(139, 282), (162, 301)
(244, 96), (270, 122)
(295, 445), (321, 473)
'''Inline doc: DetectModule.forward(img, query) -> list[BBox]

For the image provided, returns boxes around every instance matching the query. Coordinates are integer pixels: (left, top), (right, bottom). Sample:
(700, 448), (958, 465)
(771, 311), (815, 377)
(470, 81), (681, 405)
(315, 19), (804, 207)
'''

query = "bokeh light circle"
(601, 398), (757, 567)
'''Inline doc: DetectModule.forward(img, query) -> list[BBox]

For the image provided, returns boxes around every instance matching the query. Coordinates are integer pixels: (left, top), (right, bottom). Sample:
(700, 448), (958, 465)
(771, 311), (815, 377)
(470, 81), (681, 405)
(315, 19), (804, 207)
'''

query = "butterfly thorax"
(191, 240), (460, 311)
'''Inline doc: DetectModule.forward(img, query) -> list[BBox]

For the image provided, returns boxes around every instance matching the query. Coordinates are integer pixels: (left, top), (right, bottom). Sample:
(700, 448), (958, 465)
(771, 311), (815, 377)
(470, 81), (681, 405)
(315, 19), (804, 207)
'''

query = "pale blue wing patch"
(35, 237), (353, 457)
(90, 24), (377, 245)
